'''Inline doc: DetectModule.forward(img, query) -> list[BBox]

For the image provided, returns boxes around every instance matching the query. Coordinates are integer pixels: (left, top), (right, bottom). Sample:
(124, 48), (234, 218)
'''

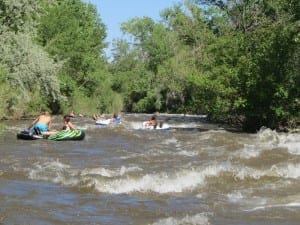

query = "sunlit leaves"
(0, 0), (41, 35)
(0, 32), (62, 99)
(37, 0), (108, 104)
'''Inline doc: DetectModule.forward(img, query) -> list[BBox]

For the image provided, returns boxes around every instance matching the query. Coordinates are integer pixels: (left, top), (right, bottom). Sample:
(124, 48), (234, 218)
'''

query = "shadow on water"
(170, 127), (210, 132)
(169, 126), (242, 133)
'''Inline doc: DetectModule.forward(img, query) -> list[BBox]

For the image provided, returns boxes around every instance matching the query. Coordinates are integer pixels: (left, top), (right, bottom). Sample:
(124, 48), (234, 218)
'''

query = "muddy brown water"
(0, 114), (299, 225)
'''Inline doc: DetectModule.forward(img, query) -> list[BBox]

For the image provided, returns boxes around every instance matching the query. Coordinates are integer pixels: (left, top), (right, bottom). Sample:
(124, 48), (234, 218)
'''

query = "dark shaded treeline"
(0, 0), (299, 132)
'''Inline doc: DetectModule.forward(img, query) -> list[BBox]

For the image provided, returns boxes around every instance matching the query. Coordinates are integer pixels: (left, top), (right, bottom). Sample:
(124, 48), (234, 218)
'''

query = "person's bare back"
(28, 111), (52, 131)
(37, 113), (51, 126)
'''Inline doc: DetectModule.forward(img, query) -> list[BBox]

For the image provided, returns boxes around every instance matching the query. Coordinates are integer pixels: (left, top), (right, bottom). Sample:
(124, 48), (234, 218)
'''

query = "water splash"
(151, 213), (211, 225)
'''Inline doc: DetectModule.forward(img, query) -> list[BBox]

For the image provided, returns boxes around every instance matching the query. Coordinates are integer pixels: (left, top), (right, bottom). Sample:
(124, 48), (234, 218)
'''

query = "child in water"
(62, 115), (77, 131)
(145, 115), (157, 127)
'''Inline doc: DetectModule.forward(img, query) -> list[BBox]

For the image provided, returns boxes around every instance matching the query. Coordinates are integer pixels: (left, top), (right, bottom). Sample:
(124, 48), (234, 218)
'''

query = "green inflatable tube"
(48, 130), (85, 141)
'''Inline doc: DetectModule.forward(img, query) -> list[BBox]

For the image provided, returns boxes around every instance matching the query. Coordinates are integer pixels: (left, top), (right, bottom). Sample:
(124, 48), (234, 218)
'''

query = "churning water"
(0, 114), (299, 225)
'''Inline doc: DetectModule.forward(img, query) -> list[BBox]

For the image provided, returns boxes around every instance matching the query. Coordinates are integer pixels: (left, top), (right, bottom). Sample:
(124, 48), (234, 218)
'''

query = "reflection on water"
(0, 114), (300, 225)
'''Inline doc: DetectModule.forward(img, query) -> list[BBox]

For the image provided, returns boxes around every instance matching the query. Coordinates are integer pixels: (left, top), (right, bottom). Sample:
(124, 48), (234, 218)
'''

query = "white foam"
(233, 166), (266, 180)
(257, 127), (279, 142)
(278, 133), (300, 155)
(231, 162), (300, 180)
(271, 163), (300, 179)
(227, 191), (267, 207)
(257, 128), (300, 155)
(226, 191), (244, 203)
(27, 158), (300, 195)
(93, 163), (230, 194)
(237, 144), (260, 159)
(80, 166), (142, 177)
(285, 202), (300, 207)
(245, 201), (300, 212)
(28, 160), (145, 186)
(151, 213), (211, 225)
(162, 137), (178, 145)
(177, 150), (198, 157)
(28, 160), (78, 186)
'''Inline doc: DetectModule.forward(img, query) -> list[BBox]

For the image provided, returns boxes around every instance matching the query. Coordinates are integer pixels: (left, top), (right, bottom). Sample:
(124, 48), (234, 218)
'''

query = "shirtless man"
(28, 111), (52, 134)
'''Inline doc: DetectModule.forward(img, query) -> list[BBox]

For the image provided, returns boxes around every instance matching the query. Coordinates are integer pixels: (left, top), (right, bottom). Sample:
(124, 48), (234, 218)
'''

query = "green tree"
(115, 17), (174, 112)
(0, 67), (14, 118)
(0, 0), (64, 117)
(159, 2), (226, 114)
(0, 32), (63, 116)
(0, 0), (40, 33)
(37, 0), (108, 105)
(109, 46), (153, 112)
(193, 0), (300, 131)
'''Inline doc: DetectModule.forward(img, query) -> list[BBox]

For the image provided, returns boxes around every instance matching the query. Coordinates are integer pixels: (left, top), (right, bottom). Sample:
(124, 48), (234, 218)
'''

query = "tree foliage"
(0, 0), (63, 117)
(111, 0), (300, 131)
(0, 0), (40, 33)
(0, 0), (299, 132)
(37, 0), (107, 96)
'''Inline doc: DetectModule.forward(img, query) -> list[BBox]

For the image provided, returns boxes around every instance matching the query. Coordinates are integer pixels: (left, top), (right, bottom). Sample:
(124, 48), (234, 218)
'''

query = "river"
(0, 114), (299, 225)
